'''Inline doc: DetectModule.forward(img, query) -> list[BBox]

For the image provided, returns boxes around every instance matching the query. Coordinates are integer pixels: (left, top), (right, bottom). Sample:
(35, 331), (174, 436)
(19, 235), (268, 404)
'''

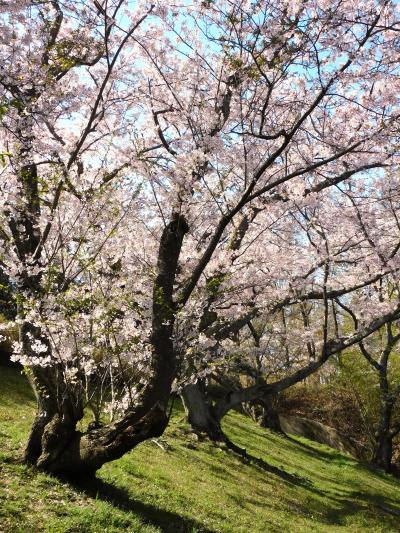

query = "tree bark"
(180, 381), (251, 458)
(372, 433), (393, 473)
(24, 362), (85, 468)
(24, 213), (188, 476)
(371, 395), (395, 473)
(254, 393), (282, 433)
(181, 382), (224, 441)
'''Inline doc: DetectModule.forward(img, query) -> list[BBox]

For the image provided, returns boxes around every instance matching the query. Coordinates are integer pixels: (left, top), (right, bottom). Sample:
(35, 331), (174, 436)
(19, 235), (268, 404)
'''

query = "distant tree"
(181, 172), (400, 450)
(336, 282), (400, 472)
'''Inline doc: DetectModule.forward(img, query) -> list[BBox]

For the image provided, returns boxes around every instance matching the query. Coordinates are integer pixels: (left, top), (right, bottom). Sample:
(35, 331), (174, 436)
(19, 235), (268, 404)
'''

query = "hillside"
(1, 367), (400, 533)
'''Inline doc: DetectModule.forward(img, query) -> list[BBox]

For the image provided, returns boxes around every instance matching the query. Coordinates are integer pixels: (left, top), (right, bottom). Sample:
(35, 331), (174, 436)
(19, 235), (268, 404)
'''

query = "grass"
(0, 367), (400, 532)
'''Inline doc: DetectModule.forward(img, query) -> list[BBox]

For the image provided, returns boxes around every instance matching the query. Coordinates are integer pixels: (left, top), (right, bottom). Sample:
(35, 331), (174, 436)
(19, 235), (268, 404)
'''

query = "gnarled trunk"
(33, 398), (168, 475)
(253, 393), (282, 433)
(25, 377), (82, 466)
(24, 361), (85, 470)
(23, 214), (188, 476)
(180, 382), (251, 458)
(181, 382), (223, 441)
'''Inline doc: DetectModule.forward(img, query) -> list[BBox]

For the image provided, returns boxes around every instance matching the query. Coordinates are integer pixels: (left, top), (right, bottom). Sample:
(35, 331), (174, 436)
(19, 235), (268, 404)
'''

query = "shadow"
(223, 445), (319, 491)
(215, 432), (324, 494)
(68, 475), (216, 533)
(391, 464), (400, 479)
(352, 459), (400, 481)
(285, 434), (400, 487)
(1, 454), (24, 465)
(350, 490), (400, 516)
(320, 489), (400, 528)
(284, 433), (352, 463)
(0, 367), (36, 403)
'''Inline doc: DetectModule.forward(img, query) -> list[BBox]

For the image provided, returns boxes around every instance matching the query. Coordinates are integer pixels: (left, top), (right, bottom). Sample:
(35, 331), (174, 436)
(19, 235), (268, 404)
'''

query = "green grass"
(1, 367), (400, 532)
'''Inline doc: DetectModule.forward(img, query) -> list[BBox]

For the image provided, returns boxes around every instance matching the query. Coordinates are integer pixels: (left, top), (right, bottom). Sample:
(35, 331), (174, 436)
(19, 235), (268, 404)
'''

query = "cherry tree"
(338, 296), (400, 473)
(1, 0), (400, 476)
(328, 173), (400, 472)
(179, 174), (400, 444)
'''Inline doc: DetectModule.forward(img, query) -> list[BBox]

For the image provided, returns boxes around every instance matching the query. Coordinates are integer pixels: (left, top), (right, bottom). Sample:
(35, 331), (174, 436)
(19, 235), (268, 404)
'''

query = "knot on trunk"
(167, 212), (189, 237)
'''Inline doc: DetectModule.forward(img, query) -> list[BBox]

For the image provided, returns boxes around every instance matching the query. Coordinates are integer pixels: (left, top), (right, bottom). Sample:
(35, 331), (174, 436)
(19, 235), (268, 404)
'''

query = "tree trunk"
(181, 381), (252, 459)
(256, 393), (282, 433)
(372, 433), (393, 473)
(181, 382), (223, 441)
(24, 363), (85, 468)
(371, 396), (394, 473)
(23, 213), (188, 476)
(31, 399), (168, 475)
(245, 394), (282, 432)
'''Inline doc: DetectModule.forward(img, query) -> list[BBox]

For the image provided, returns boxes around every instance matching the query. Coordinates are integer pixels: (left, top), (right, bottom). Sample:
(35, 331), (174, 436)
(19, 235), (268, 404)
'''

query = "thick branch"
(213, 305), (400, 420)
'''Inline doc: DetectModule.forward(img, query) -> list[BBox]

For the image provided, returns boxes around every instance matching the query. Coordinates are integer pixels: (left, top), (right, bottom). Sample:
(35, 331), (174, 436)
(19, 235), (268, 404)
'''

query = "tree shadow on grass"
(319, 489), (400, 529)
(68, 475), (215, 533)
(219, 441), (324, 496)
(348, 490), (400, 516)
(283, 433), (353, 463)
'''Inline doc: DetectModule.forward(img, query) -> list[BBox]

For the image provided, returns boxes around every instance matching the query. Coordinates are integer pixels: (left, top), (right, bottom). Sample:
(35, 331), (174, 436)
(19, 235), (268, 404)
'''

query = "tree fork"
(26, 213), (189, 475)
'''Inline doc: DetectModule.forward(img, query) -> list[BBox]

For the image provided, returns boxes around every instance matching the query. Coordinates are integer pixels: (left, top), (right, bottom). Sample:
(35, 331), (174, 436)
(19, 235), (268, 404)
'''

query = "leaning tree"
(1, 0), (400, 476)
(337, 290), (400, 473)
(329, 175), (400, 472)
(179, 168), (400, 444)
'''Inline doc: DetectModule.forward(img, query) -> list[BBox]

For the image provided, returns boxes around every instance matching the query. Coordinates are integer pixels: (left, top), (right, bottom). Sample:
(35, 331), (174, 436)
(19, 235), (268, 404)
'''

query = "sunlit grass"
(1, 366), (399, 532)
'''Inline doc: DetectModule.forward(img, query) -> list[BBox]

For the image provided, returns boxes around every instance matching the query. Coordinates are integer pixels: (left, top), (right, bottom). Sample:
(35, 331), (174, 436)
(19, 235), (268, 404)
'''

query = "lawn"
(0, 366), (399, 532)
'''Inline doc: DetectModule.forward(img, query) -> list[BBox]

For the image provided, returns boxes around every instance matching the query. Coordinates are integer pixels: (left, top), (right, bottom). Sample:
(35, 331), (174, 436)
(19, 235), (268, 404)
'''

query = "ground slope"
(0, 367), (400, 533)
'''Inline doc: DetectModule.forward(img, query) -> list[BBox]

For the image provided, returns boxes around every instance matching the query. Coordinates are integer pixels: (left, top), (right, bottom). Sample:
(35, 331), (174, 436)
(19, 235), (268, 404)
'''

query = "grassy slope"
(1, 368), (400, 533)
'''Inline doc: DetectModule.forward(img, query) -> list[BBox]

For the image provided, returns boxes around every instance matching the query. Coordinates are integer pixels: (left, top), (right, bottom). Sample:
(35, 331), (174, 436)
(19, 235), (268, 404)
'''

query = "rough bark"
(180, 381), (253, 460)
(23, 213), (189, 475)
(372, 433), (393, 473)
(253, 393), (282, 433)
(181, 382), (224, 441)
(24, 362), (85, 468)
(35, 401), (168, 475)
(371, 394), (395, 473)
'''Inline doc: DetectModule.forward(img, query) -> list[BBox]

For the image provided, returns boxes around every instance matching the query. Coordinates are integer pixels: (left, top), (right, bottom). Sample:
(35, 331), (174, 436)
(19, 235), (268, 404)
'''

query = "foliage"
(335, 343), (400, 459)
(1, 0), (400, 472)
(0, 313), (18, 366)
